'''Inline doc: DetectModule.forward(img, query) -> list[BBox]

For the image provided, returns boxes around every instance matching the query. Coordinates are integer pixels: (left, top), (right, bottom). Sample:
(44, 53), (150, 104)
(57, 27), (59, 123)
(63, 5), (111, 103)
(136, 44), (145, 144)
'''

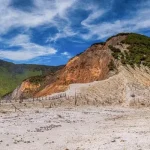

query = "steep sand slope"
(64, 66), (150, 106)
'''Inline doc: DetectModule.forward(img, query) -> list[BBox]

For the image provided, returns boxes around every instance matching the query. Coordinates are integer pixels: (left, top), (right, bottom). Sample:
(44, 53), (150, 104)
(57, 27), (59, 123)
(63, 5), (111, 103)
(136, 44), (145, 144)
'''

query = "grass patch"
(122, 33), (150, 67)
(109, 33), (150, 67)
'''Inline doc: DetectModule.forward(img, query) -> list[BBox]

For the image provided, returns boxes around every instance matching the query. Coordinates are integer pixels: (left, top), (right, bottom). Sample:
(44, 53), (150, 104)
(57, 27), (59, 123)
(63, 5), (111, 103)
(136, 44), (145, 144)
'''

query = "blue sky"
(0, 0), (150, 66)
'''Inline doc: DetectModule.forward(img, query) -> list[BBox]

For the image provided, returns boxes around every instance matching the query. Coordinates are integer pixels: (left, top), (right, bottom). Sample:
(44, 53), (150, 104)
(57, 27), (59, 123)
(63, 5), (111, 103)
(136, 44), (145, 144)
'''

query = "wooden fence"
(0, 92), (82, 104)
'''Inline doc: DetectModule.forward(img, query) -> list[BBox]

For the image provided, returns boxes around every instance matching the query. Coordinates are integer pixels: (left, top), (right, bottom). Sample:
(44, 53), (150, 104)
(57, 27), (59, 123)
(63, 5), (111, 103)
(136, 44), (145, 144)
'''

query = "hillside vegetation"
(109, 33), (150, 67)
(0, 60), (63, 97)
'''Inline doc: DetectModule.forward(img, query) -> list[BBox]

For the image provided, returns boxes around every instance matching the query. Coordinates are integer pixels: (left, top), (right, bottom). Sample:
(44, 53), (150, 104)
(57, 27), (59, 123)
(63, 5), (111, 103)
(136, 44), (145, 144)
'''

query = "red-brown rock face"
(11, 34), (127, 98)
(35, 44), (112, 97)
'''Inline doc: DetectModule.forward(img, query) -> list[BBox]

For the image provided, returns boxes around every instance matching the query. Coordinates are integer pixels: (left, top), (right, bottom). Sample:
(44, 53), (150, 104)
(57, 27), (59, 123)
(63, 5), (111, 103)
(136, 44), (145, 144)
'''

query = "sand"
(0, 106), (150, 150)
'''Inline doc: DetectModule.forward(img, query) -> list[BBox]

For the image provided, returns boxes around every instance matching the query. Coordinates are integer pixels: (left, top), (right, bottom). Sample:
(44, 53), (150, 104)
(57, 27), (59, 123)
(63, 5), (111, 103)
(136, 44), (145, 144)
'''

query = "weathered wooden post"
(75, 90), (77, 106)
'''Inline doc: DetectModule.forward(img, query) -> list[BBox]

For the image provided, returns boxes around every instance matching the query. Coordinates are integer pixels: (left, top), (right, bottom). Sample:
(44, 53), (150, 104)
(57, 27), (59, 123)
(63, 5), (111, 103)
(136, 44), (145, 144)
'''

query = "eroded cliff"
(9, 33), (150, 99)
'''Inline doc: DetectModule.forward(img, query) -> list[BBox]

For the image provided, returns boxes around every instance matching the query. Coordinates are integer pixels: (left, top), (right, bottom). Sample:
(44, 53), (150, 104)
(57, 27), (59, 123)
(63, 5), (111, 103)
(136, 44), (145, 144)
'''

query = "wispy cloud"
(0, 34), (57, 60)
(61, 51), (72, 59)
(0, 0), (150, 64)
(48, 26), (77, 42)
(80, 0), (150, 40)
(0, 0), (77, 34)
(0, 0), (150, 40)
(0, 0), (77, 61)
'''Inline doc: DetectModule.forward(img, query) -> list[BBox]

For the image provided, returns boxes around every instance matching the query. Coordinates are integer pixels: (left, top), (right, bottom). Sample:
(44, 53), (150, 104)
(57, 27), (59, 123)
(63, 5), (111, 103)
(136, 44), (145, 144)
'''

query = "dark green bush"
(108, 60), (116, 71)
(29, 75), (46, 84)
(109, 33), (150, 67)
(122, 33), (150, 67)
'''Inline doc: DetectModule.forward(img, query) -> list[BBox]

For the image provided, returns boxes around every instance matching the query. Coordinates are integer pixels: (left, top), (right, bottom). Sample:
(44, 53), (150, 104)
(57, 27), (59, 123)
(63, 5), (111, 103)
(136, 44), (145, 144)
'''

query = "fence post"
(75, 91), (77, 106)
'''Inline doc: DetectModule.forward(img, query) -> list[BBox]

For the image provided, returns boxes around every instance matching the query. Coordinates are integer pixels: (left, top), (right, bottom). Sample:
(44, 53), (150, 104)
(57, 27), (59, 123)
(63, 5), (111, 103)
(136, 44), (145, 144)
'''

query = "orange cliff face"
(20, 81), (40, 93)
(20, 80), (41, 98)
(10, 80), (41, 100)
(11, 34), (128, 98)
(35, 43), (112, 97)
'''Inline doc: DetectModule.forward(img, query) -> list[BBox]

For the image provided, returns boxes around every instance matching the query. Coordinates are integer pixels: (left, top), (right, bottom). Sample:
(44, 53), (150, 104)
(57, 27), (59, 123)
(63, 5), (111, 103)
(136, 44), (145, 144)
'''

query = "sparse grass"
(122, 33), (150, 67)
(28, 75), (46, 85)
(109, 33), (150, 67)
(91, 42), (105, 46)
(106, 33), (130, 42)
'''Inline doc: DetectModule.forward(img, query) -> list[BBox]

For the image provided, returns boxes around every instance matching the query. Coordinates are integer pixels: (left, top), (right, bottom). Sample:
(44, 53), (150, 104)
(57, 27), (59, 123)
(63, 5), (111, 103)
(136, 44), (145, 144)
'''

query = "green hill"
(109, 33), (150, 67)
(0, 60), (63, 97)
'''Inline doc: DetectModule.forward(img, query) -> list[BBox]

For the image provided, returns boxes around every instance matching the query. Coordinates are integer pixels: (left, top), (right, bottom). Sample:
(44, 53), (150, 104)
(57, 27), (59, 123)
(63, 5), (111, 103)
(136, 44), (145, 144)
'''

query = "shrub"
(109, 33), (150, 67)
(121, 33), (150, 67)
(108, 60), (116, 71)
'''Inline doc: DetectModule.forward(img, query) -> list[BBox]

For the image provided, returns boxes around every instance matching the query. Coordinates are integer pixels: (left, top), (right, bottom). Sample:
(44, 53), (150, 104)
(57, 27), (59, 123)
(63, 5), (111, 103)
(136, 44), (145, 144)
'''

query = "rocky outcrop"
(8, 33), (150, 100)
(7, 34), (127, 99)
(35, 45), (111, 97)
(5, 80), (41, 100)
(34, 34), (127, 97)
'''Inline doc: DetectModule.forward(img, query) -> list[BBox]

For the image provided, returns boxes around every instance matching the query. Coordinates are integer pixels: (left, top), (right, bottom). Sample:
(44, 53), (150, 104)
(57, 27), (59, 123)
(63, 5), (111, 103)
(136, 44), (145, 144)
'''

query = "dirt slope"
(34, 34), (127, 97)
(63, 65), (150, 107)
(9, 33), (150, 100)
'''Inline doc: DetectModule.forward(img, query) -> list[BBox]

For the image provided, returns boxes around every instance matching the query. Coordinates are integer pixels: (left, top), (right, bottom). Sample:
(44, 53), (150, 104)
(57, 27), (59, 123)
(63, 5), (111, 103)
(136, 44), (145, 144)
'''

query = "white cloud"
(81, 9), (105, 28)
(0, 0), (150, 63)
(1, 0), (149, 43)
(0, 0), (77, 34)
(48, 26), (77, 42)
(0, 34), (57, 61)
(61, 51), (72, 58)
(0, 0), (78, 61)
(80, 1), (150, 40)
